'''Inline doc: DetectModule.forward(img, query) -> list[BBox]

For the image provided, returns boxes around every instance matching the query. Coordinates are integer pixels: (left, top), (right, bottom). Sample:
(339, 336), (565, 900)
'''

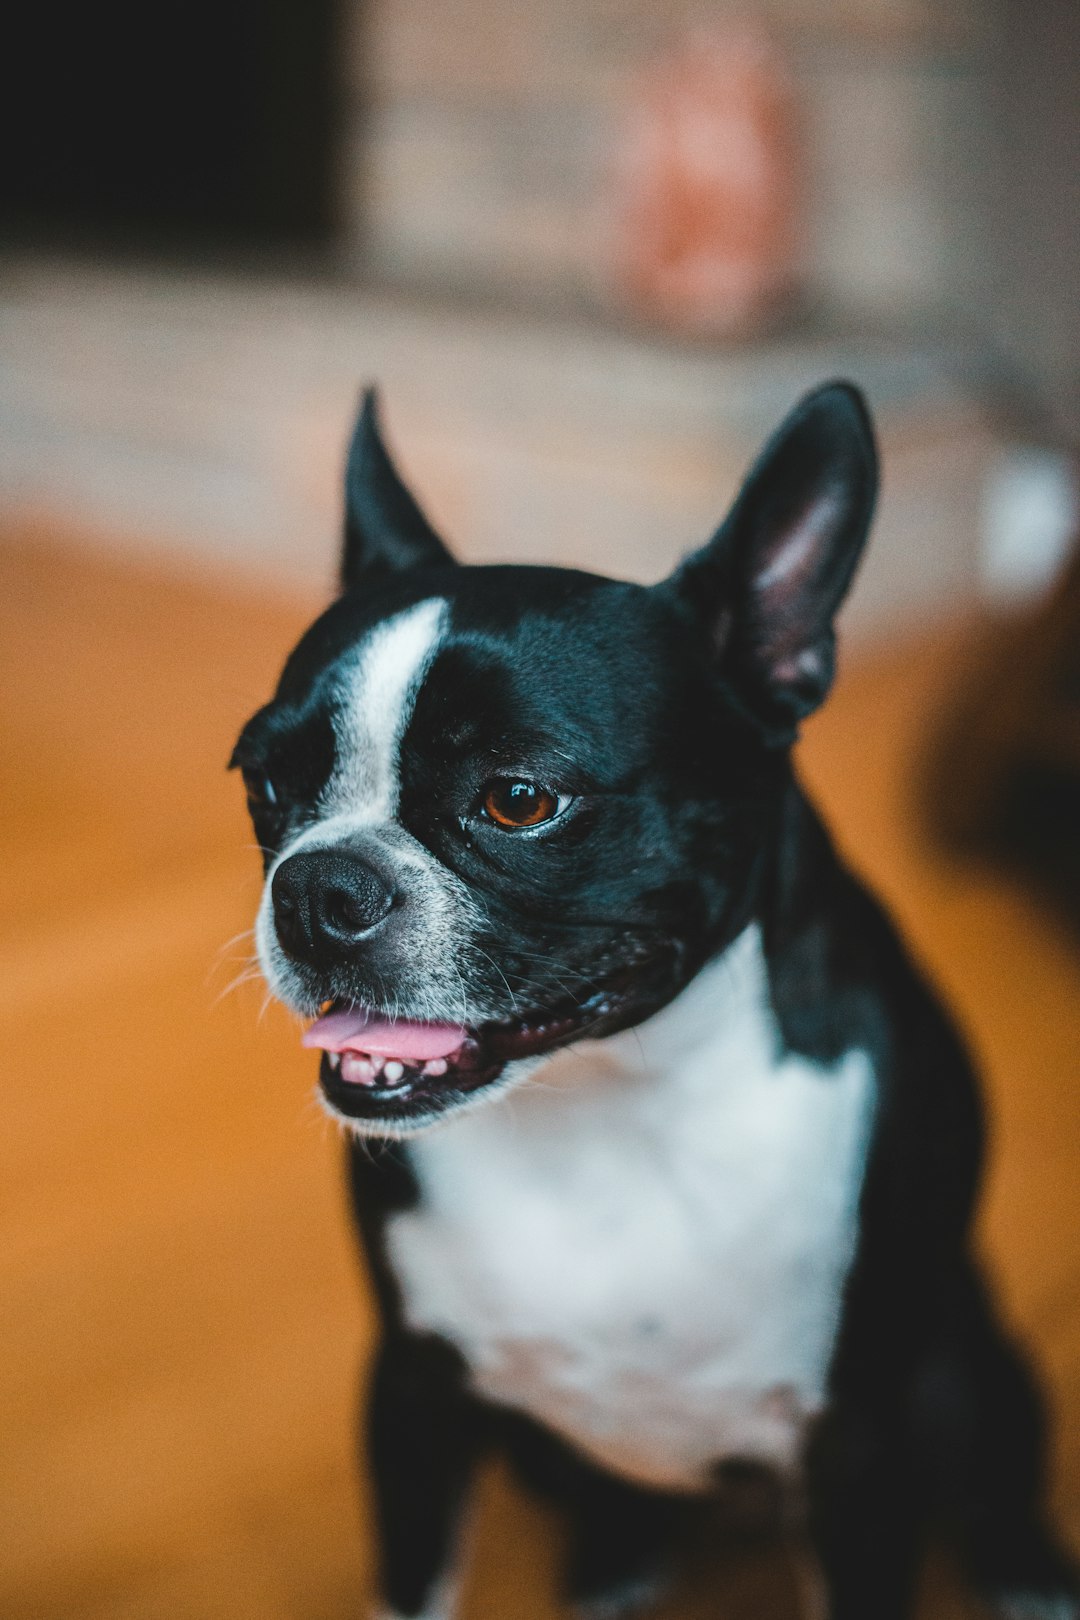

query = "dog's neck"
(546, 923), (775, 1096)
(421, 921), (790, 1138)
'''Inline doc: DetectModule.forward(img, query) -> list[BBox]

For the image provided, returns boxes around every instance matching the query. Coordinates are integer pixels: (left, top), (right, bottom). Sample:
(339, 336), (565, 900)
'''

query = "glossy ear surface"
(669, 380), (878, 743)
(341, 388), (456, 590)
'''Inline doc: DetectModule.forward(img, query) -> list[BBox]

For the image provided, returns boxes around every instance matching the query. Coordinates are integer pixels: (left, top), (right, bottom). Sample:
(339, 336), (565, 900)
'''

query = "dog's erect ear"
(341, 388), (456, 590)
(670, 381), (877, 743)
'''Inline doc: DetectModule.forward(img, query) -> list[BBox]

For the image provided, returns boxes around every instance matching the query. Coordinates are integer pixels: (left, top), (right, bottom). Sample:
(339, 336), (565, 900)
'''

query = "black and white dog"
(233, 382), (1077, 1619)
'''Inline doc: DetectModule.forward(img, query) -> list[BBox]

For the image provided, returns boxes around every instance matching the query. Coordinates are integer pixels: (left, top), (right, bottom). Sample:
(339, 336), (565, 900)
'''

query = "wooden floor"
(1, 529), (1078, 1620)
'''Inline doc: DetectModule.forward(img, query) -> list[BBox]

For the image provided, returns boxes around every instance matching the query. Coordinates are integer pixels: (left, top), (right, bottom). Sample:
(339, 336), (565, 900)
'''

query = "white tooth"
(369, 1054), (385, 1074)
(327, 1052), (340, 1071)
(383, 1060), (405, 1083)
(425, 1058), (448, 1077)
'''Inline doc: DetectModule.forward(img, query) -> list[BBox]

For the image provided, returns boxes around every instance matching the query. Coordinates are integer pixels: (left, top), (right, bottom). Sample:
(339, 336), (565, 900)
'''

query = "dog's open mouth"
(303, 988), (627, 1129)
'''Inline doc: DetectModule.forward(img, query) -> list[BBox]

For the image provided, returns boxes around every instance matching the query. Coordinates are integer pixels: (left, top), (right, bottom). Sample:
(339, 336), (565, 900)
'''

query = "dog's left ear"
(341, 388), (456, 590)
(668, 380), (877, 743)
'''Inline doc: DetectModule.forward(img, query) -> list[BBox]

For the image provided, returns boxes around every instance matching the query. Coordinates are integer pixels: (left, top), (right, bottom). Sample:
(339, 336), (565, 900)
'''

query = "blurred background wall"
(1, 0), (1077, 621)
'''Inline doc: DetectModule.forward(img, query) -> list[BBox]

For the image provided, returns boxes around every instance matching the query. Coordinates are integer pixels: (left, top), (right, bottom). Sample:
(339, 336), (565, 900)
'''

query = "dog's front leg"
(367, 1330), (479, 1620)
(803, 1401), (924, 1620)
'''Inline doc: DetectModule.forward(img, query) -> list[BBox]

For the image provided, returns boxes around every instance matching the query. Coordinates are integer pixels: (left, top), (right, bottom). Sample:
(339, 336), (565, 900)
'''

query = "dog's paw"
(572, 1569), (669, 1620)
(371, 1608), (452, 1620)
(992, 1593), (1080, 1620)
(370, 1583), (457, 1620)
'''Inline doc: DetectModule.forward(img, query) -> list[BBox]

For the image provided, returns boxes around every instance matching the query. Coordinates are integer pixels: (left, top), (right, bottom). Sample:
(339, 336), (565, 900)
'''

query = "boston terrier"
(232, 383), (1078, 1619)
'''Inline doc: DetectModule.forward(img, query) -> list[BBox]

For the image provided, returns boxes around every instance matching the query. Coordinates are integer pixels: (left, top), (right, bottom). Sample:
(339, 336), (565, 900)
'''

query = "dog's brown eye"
(482, 779), (561, 829)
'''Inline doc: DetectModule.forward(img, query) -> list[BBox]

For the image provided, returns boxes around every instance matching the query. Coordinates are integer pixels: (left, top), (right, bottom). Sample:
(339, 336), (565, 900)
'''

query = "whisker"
(210, 964), (265, 1007)
(211, 927), (256, 961)
(472, 948), (520, 1015)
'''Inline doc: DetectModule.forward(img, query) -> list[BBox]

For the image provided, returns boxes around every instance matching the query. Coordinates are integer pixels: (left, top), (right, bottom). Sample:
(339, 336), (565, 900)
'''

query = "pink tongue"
(302, 1007), (466, 1062)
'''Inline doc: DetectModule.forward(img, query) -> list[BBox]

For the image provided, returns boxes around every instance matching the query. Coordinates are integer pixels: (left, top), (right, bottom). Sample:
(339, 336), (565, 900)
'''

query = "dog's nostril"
(316, 867), (395, 941)
(323, 885), (379, 936)
(271, 863), (312, 959)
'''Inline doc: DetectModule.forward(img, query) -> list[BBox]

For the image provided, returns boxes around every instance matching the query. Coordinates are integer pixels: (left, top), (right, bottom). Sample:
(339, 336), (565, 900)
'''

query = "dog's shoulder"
(762, 785), (985, 1249)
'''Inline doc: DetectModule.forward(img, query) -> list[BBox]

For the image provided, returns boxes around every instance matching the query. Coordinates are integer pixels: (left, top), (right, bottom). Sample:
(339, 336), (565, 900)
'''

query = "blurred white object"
(980, 446), (1078, 602)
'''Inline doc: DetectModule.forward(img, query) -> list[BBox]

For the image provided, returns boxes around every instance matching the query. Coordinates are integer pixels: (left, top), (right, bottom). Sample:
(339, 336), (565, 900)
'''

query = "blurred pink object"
(613, 26), (801, 338)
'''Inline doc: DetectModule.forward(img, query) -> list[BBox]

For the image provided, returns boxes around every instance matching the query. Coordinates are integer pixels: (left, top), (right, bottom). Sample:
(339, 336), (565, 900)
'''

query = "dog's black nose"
(272, 850), (395, 962)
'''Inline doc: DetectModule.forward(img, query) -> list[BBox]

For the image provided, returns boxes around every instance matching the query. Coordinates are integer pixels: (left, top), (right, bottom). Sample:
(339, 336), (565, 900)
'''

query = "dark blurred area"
(3, 1), (340, 249)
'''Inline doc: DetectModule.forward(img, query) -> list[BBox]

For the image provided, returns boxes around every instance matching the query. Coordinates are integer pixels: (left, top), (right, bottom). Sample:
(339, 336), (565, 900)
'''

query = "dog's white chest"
(385, 927), (875, 1492)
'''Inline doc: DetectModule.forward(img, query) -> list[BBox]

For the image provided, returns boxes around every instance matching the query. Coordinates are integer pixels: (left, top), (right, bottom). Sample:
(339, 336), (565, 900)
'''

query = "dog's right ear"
(341, 388), (456, 590)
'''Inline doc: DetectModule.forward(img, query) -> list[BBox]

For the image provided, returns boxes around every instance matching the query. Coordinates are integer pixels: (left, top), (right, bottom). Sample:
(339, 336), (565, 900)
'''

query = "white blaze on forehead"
(253, 594), (471, 1015)
(327, 597), (447, 822)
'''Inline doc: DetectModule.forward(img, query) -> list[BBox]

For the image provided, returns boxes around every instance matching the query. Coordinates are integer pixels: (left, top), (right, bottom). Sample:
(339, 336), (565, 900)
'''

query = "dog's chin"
(314, 978), (659, 1137)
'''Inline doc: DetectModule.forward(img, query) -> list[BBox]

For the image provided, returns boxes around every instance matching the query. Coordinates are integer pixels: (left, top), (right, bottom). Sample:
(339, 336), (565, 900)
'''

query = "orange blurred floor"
(1, 529), (1078, 1620)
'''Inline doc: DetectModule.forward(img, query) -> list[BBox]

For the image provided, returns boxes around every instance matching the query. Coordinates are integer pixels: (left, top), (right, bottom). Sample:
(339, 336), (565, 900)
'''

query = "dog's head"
(232, 383), (876, 1135)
